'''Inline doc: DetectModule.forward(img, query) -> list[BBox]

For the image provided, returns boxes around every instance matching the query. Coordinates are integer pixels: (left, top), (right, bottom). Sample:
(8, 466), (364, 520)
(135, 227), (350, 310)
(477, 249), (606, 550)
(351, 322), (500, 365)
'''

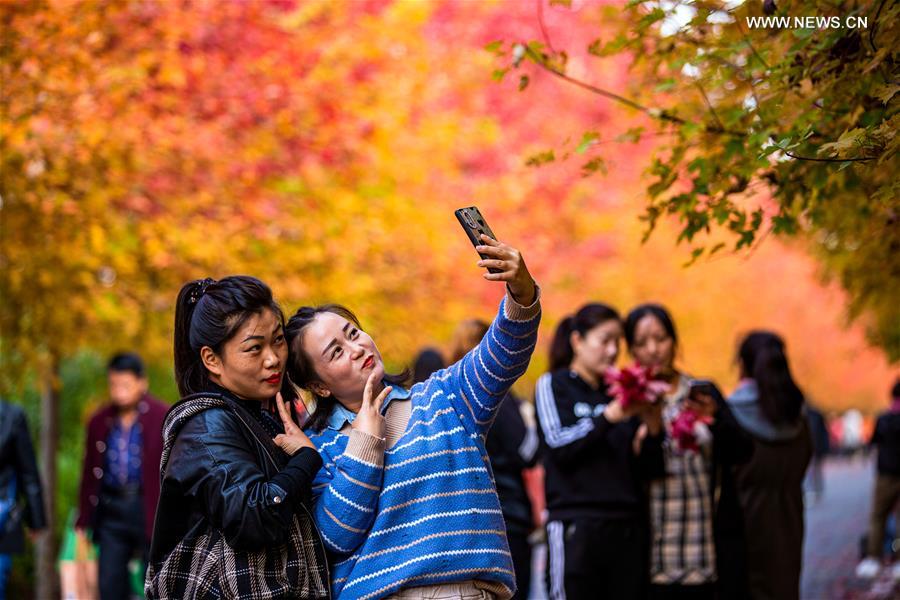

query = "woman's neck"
(569, 361), (601, 390)
(339, 380), (386, 413)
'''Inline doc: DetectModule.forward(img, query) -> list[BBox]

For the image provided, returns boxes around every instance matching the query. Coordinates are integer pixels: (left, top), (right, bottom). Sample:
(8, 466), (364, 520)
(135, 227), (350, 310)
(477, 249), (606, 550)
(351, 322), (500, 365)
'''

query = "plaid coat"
(146, 393), (330, 599)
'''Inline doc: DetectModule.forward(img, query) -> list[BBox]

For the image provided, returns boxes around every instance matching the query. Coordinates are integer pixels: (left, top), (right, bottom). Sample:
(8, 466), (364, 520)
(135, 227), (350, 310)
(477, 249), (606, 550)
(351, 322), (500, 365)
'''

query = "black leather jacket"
(0, 400), (47, 554)
(148, 391), (329, 596)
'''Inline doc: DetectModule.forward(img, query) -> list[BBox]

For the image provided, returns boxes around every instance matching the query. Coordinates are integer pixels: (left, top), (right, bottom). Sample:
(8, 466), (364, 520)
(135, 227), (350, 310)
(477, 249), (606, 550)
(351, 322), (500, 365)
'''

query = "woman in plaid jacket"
(146, 276), (330, 599)
(624, 303), (753, 600)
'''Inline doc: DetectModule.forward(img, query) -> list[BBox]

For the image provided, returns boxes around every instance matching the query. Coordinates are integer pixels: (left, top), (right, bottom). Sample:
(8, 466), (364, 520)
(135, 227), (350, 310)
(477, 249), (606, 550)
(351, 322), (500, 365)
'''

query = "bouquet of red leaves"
(670, 408), (713, 453)
(604, 363), (670, 410)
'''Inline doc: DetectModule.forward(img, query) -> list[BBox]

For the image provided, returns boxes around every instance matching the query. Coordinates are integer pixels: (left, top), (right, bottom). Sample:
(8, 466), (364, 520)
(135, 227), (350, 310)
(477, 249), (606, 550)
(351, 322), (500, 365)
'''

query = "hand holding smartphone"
(455, 206), (501, 273)
(454, 206), (536, 305)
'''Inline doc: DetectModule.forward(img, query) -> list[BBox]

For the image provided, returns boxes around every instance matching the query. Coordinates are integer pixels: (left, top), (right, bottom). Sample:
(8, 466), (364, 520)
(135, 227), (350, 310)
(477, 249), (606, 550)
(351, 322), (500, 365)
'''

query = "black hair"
(623, 303), (678, 350)
(284, 304), (409, 432)
(738, 331), (805, 425)
(173, 276), (283, 398)
(107, 352), (145, 378)
(548, 303), (621, 372)
(413, 348), (445, 384)
(892, 378), (900, 400)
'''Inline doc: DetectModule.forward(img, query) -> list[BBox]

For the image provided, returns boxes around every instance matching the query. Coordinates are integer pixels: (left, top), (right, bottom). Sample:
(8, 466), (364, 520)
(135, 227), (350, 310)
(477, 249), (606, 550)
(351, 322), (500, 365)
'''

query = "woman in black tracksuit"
(535, 303), (665, 600)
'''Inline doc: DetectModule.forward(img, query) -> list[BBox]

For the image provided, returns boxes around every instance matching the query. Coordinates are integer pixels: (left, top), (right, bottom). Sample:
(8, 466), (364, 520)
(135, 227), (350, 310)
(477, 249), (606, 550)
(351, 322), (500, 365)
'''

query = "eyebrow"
(321, 322), (352, 357)
(241, 323), (283, 344)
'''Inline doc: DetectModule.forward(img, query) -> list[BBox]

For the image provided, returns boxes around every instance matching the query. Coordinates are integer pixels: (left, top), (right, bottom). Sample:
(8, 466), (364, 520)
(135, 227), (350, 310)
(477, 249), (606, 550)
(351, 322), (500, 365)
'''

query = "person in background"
(412, 347), (445, 384)
(449, 318), (539, 600)
(625, 303), (753, 600)
(727, 331), (813, 600)
(0, 399), (46, 600)
(856, 378), (900, 580)
(76, 353), (168, 600)
(805, 404), (830, 500)
(536, 304), (665, 600)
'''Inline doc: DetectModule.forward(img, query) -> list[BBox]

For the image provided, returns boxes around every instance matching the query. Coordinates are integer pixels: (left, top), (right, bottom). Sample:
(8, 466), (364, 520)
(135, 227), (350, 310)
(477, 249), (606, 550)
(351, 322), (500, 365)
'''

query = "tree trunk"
(35, 358), (59, 600)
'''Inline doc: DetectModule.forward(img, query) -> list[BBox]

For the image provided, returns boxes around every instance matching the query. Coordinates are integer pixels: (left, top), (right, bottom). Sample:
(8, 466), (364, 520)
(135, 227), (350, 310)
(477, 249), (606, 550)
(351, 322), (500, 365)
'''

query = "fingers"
(274, 392), (294, 430)
(372, 386), (392, 414)
(478, 233), (501, 246)
(475, 243), (511, 259)
(477, 259), (508, 271)
(362, 371), (378, 406)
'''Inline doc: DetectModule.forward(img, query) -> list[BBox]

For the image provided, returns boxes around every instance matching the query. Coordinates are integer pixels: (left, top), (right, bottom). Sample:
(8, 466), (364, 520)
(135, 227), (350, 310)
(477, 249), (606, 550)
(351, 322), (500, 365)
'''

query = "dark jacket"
(707, 386), (755, 600)
(535, 370), (665, 522)
(0, 400), (47, 554)
(148, 391), (329, 597)
(728, 381), (813, 600)
(871, 408), (900, 476)
(485, 392), (538, 534)
(76, 393), (168, 540)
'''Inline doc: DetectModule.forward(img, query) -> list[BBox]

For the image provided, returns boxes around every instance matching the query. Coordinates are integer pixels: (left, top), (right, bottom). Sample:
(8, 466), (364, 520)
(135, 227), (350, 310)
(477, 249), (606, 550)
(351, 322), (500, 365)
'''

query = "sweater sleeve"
(309, 429), (385, 556)
(447, 289), (541, 435)
(534, 372), (615, 465)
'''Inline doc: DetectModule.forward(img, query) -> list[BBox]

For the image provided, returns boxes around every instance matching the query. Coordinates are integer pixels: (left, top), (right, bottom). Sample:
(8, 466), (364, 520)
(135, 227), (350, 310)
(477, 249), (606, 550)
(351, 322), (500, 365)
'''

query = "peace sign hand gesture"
(273, 392), (316, 455)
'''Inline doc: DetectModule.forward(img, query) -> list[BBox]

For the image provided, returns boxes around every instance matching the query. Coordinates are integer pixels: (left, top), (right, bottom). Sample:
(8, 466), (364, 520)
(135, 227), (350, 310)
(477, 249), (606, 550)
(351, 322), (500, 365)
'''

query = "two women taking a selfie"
(148, 228), (541, 600)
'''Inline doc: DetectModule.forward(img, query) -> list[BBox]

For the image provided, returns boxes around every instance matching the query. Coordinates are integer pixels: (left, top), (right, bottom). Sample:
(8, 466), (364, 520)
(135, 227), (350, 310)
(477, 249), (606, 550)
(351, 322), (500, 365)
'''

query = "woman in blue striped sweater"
(279, 234), (540, 600)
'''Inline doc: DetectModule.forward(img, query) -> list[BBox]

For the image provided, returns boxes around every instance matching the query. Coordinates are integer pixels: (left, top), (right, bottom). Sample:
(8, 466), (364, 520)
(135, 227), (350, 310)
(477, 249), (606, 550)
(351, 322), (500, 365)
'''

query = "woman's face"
(571, 319), (622, 376)
(630, 314), (675, 372)
(300, 311), (384, 404)
(203, 308), (287, 402)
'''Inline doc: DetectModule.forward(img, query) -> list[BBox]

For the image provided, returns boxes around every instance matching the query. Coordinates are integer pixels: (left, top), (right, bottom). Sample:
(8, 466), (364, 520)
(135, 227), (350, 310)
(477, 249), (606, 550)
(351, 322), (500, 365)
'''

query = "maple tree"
(491, 0), (899, 360)
(1, 0), (895, 592)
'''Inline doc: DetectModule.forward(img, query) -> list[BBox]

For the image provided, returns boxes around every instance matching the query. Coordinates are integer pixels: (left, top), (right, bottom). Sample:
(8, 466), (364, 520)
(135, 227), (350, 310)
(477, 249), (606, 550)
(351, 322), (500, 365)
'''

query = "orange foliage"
(1, 0), (894, 412)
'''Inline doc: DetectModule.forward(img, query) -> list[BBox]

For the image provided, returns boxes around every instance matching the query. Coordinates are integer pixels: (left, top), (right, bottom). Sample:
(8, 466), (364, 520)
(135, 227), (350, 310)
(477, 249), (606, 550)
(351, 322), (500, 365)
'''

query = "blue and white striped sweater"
(306, 294), (540, 599)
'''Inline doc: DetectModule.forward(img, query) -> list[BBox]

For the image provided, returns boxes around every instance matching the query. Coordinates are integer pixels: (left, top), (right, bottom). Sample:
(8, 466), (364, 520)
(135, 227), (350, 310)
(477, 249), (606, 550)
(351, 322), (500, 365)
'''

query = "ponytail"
(548, 316), (575, 371)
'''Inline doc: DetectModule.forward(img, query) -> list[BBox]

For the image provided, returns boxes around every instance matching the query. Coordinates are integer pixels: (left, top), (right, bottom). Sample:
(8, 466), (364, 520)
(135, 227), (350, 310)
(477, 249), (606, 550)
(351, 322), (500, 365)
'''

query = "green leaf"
(518, 74), (530, 91)
(525, 150), (555, 167)
(549, 0), (572, 6)
(615, 127), (644, 143)
(484, 40), (504, 54)
(639, 7), (666, 28)
(575, 131), (599, 154)
(492, 68), (508, 82)
(581, 157), (607, 176)
(654, 78), (676, 92)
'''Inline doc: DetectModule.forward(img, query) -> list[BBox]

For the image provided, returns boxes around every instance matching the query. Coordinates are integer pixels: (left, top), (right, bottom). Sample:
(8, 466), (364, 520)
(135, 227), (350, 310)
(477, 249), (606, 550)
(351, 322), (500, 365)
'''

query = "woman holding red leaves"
(535, 303), (666, 600)
(624, 303), (753, 600)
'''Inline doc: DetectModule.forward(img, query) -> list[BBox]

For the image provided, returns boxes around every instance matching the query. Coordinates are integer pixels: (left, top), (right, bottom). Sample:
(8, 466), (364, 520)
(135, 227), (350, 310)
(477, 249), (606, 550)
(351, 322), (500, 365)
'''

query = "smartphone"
(455, 206), (501, 273)
(688, 379), (716, 397)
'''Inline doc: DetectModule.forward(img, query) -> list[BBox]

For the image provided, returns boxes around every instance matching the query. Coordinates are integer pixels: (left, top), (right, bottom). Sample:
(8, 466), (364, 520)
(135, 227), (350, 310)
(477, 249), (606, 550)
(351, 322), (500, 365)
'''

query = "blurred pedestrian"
(76, 352), (167, 600)
(146, 276), (329, 599)
(856, 378), (900, 580)
(625, 303), (753, 600)
(283, 234), (540, 599)
(0, 399), (47, 600)
(412, 347), (445, 384)
(728, 331), (813, 600)
(805, 404), (830, 499)
(450, 318), (539, 600)
(536, 304), (665, 600)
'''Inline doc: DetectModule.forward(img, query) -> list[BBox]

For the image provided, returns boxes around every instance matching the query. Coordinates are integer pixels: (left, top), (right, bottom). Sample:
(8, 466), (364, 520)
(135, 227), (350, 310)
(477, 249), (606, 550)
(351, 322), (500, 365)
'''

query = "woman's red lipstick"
(265, 373), (281, 385)
(362, 356), (374, 370)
